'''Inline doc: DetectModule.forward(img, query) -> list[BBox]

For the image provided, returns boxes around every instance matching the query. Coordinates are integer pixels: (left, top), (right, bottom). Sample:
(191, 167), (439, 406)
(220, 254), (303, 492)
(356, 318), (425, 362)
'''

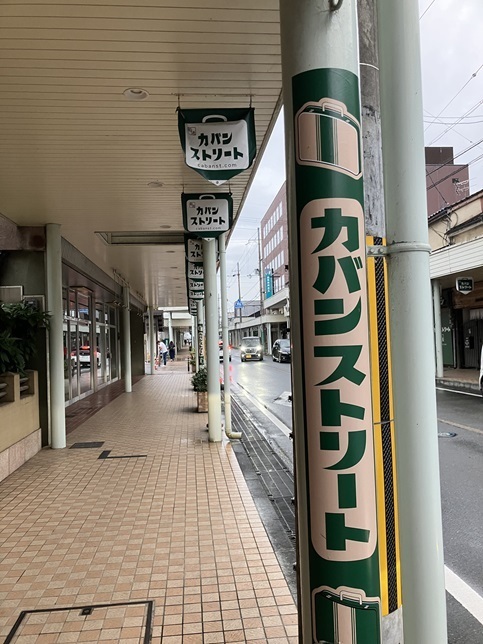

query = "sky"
(224, 0), (483, 307)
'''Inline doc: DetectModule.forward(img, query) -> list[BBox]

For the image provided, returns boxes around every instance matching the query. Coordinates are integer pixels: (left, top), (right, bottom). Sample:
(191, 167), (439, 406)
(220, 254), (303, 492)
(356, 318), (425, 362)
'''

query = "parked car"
(219, 340), (232, 362)
(240, 336), (263, 362)
(72, 346), (101, 368)
(272, 339), (291, 363)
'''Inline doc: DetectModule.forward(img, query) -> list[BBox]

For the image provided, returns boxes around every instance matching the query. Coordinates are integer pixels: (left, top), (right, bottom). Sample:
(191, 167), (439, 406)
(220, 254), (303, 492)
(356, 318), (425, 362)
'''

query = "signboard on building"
(189, 300), (198, 316)
(265, 268), (273, 299)
(177, 107), (256, 185)
(181, 193), (233, 238)
(189, 290), (204, 300)
(456, 276), (473, 295)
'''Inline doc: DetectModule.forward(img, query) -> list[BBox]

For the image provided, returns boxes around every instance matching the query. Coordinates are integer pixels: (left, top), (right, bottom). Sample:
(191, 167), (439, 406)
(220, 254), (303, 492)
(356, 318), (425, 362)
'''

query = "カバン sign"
(292, 67), (381, 642)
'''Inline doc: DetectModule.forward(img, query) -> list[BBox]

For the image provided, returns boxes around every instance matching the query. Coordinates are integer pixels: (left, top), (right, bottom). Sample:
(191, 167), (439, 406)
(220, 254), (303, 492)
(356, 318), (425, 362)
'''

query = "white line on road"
(438, 418), (483, 437)
(446, 565), (483, 626)
(436, 386), (481, 398)
(235, 382), (291, 438)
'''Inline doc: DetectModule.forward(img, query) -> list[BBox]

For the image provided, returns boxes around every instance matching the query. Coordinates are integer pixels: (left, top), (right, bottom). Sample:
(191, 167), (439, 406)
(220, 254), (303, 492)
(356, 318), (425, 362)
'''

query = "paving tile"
(0, 373), (298, 641)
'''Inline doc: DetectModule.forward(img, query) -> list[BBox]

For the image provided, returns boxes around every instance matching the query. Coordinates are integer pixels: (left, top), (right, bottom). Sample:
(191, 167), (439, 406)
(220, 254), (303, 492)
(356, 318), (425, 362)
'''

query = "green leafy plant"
(0, 303), (50, 375)
(191, 366), (207, 392)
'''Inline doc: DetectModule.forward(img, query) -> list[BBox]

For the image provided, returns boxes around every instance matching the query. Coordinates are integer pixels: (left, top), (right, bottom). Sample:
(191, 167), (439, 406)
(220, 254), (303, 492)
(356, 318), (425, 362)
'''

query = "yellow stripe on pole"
(367, 236), (402, 615)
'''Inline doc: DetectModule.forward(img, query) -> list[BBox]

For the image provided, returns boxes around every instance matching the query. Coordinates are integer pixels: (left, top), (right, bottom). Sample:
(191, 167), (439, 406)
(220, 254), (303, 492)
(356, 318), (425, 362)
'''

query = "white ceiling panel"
(0, 0), (281, 307)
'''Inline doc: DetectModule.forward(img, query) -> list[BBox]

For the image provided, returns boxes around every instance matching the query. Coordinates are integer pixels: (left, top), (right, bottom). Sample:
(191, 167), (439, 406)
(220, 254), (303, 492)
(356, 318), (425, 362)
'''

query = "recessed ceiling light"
(166, 250), (175, 253)
(123, 88), (149, 101)
(147, 180), (163, 188)
(159, 224), (171, 229)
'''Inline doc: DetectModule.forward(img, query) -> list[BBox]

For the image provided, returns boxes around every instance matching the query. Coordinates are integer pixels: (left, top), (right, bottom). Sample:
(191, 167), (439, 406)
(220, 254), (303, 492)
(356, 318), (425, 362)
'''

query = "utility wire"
(429, 97), (483, 145)
(420, 0), (438, 20)
(426, 137), (483, 178)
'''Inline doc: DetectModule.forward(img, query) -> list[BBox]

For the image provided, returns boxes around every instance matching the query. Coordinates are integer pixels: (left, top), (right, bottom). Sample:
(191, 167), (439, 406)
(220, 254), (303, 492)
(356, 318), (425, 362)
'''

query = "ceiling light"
(123, 88), (149, 101)
(147, 180), (163, 188)
(159, 224), (171, 229)
(166, 250), (175, 254)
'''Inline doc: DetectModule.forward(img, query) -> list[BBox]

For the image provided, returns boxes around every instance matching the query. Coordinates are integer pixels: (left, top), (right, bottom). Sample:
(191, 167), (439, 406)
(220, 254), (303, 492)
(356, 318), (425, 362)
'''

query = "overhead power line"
(420, 0), (438, 20)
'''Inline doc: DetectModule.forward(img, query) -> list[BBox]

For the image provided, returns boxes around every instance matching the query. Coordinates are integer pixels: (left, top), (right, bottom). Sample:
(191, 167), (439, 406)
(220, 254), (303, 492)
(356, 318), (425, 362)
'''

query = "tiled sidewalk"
(0, 372), (298, 643)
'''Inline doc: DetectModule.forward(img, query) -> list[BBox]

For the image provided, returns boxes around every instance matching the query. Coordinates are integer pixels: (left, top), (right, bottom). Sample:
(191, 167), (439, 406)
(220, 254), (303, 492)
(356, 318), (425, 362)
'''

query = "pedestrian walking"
(169, 340), (176, 362)
(159, 340), (168, 366)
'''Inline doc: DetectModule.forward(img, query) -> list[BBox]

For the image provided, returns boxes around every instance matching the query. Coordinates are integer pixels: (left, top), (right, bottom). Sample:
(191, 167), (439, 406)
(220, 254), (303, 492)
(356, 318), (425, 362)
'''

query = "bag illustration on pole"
(312, 586), (381, 643)
(295, 99), (362, 179)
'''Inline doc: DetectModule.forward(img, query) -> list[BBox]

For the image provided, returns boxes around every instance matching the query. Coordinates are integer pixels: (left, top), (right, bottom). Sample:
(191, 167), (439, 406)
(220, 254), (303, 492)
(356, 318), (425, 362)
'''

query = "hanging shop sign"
(188, 279), (204, 292)
(185, 236), (204, 265)
(187, 263), (204, 281)
(189, 290), (204, 301)
(292, 68), (381, 642)
(177, 108), (256, 185)
(189, 300), (198, 316)
(456, 276), (473, 295)
(182, 193), (233, 238)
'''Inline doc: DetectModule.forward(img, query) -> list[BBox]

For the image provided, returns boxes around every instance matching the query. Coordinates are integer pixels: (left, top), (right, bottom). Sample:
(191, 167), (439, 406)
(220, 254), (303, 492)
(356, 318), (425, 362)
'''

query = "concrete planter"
(0, 371), (41, 483)
(197, 391), (208, 412)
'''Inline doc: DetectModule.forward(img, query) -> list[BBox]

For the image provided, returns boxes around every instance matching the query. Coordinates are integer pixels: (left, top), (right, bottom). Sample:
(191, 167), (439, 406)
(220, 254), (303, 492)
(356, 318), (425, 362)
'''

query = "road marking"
(436, 386), (481, 398)
(438, 418), (483, 437)
(235, 382), (291, 438)
(446, 565), (483, 626)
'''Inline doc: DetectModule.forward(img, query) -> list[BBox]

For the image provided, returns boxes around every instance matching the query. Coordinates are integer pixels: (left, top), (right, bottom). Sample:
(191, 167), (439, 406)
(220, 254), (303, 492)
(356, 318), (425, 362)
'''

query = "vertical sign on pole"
(280, 1), (381, 641)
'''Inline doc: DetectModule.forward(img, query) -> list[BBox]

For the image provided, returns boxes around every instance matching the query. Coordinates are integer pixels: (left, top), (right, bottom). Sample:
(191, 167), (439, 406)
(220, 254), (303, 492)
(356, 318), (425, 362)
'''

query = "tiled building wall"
(261, 184), (288, 295)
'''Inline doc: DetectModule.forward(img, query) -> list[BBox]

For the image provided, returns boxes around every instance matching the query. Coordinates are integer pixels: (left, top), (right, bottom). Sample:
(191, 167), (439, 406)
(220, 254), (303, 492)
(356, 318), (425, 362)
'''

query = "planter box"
(0, 371), (41, 483)
(197, 391), (208, 412)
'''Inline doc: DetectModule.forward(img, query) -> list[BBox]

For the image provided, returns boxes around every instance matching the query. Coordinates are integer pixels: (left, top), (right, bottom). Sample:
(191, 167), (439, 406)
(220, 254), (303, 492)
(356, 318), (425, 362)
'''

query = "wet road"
(223, 348), (293, 427)
(225, 351), (483, 640)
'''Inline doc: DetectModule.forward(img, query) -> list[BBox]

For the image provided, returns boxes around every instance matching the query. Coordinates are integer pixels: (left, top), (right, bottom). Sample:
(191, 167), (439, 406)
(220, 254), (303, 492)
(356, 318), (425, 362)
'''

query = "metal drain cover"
(70, 441), (105, 449)
(5, 600), (154, 643)
(438, 432), (457, 438)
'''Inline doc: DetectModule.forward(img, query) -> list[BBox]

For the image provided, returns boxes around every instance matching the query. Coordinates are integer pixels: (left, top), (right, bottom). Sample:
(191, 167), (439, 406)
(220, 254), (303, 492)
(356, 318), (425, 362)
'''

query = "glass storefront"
(63, 286), (120, 405)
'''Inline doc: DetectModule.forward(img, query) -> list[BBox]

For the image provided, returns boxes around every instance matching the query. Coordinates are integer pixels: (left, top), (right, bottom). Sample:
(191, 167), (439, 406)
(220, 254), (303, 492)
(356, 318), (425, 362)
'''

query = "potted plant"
(0, 302), (50, 375)
(191, 366), (208, 412)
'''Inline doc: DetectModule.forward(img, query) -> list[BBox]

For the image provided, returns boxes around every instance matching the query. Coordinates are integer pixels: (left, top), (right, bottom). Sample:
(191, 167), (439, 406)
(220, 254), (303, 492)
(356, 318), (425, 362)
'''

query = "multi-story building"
(426, 146), (470, 215)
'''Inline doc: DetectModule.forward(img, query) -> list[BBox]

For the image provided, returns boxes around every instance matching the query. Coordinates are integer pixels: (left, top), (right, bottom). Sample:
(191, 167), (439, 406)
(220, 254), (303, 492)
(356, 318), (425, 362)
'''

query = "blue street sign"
(234, 299), (243, 309)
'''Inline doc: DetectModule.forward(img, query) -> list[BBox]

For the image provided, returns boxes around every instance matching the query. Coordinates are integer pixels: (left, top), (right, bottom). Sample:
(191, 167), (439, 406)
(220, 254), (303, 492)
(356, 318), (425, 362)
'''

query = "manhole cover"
(438, 432), (457, 438)
(5, 600), (154, 643)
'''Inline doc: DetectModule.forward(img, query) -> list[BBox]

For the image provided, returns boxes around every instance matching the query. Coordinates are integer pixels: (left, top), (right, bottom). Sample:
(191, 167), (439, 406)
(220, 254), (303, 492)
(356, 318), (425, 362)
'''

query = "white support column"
(203, 239), (222, 442)
(149, 306), (155, 375)
(433, 280), (444, 379)
(168, 312), (173, 343)
(377, 0), (447, 641)
(122, 286), (132, 393)
(45, 223), (66, 449)
(267, 323), (272, 357)
(219, 234), (241, 439)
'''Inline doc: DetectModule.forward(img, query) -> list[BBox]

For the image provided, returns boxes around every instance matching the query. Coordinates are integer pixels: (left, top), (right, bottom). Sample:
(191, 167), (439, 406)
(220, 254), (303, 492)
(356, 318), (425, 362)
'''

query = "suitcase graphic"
(296, 99), (362, 179)
(312, 586), (381, 643)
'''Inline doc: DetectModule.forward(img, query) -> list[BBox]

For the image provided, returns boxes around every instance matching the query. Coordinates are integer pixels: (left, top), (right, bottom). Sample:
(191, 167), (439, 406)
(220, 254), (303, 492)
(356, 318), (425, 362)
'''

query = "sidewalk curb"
(436, 378), (481, 395)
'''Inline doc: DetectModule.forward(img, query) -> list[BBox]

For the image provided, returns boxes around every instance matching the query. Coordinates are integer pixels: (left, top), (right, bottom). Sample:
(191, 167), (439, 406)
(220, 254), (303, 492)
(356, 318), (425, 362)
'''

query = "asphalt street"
(226, 349), (483, 642)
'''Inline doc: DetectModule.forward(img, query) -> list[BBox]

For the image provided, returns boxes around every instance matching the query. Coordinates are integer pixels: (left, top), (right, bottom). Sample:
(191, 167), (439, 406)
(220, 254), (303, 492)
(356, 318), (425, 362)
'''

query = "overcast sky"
(225, 0), (483, 306)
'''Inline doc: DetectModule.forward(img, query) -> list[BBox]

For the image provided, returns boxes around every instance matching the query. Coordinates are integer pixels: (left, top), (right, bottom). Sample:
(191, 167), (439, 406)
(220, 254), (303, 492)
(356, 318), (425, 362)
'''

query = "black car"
(240, 336), (263, 362)
(272, 339), (291, 363)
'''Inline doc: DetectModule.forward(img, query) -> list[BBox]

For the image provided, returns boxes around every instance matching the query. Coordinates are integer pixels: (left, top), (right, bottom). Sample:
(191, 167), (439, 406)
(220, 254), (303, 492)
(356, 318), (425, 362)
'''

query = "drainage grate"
(232, 397), (296, 541)
(5, 600), (154, 643)
(70, 441), (105, 449)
